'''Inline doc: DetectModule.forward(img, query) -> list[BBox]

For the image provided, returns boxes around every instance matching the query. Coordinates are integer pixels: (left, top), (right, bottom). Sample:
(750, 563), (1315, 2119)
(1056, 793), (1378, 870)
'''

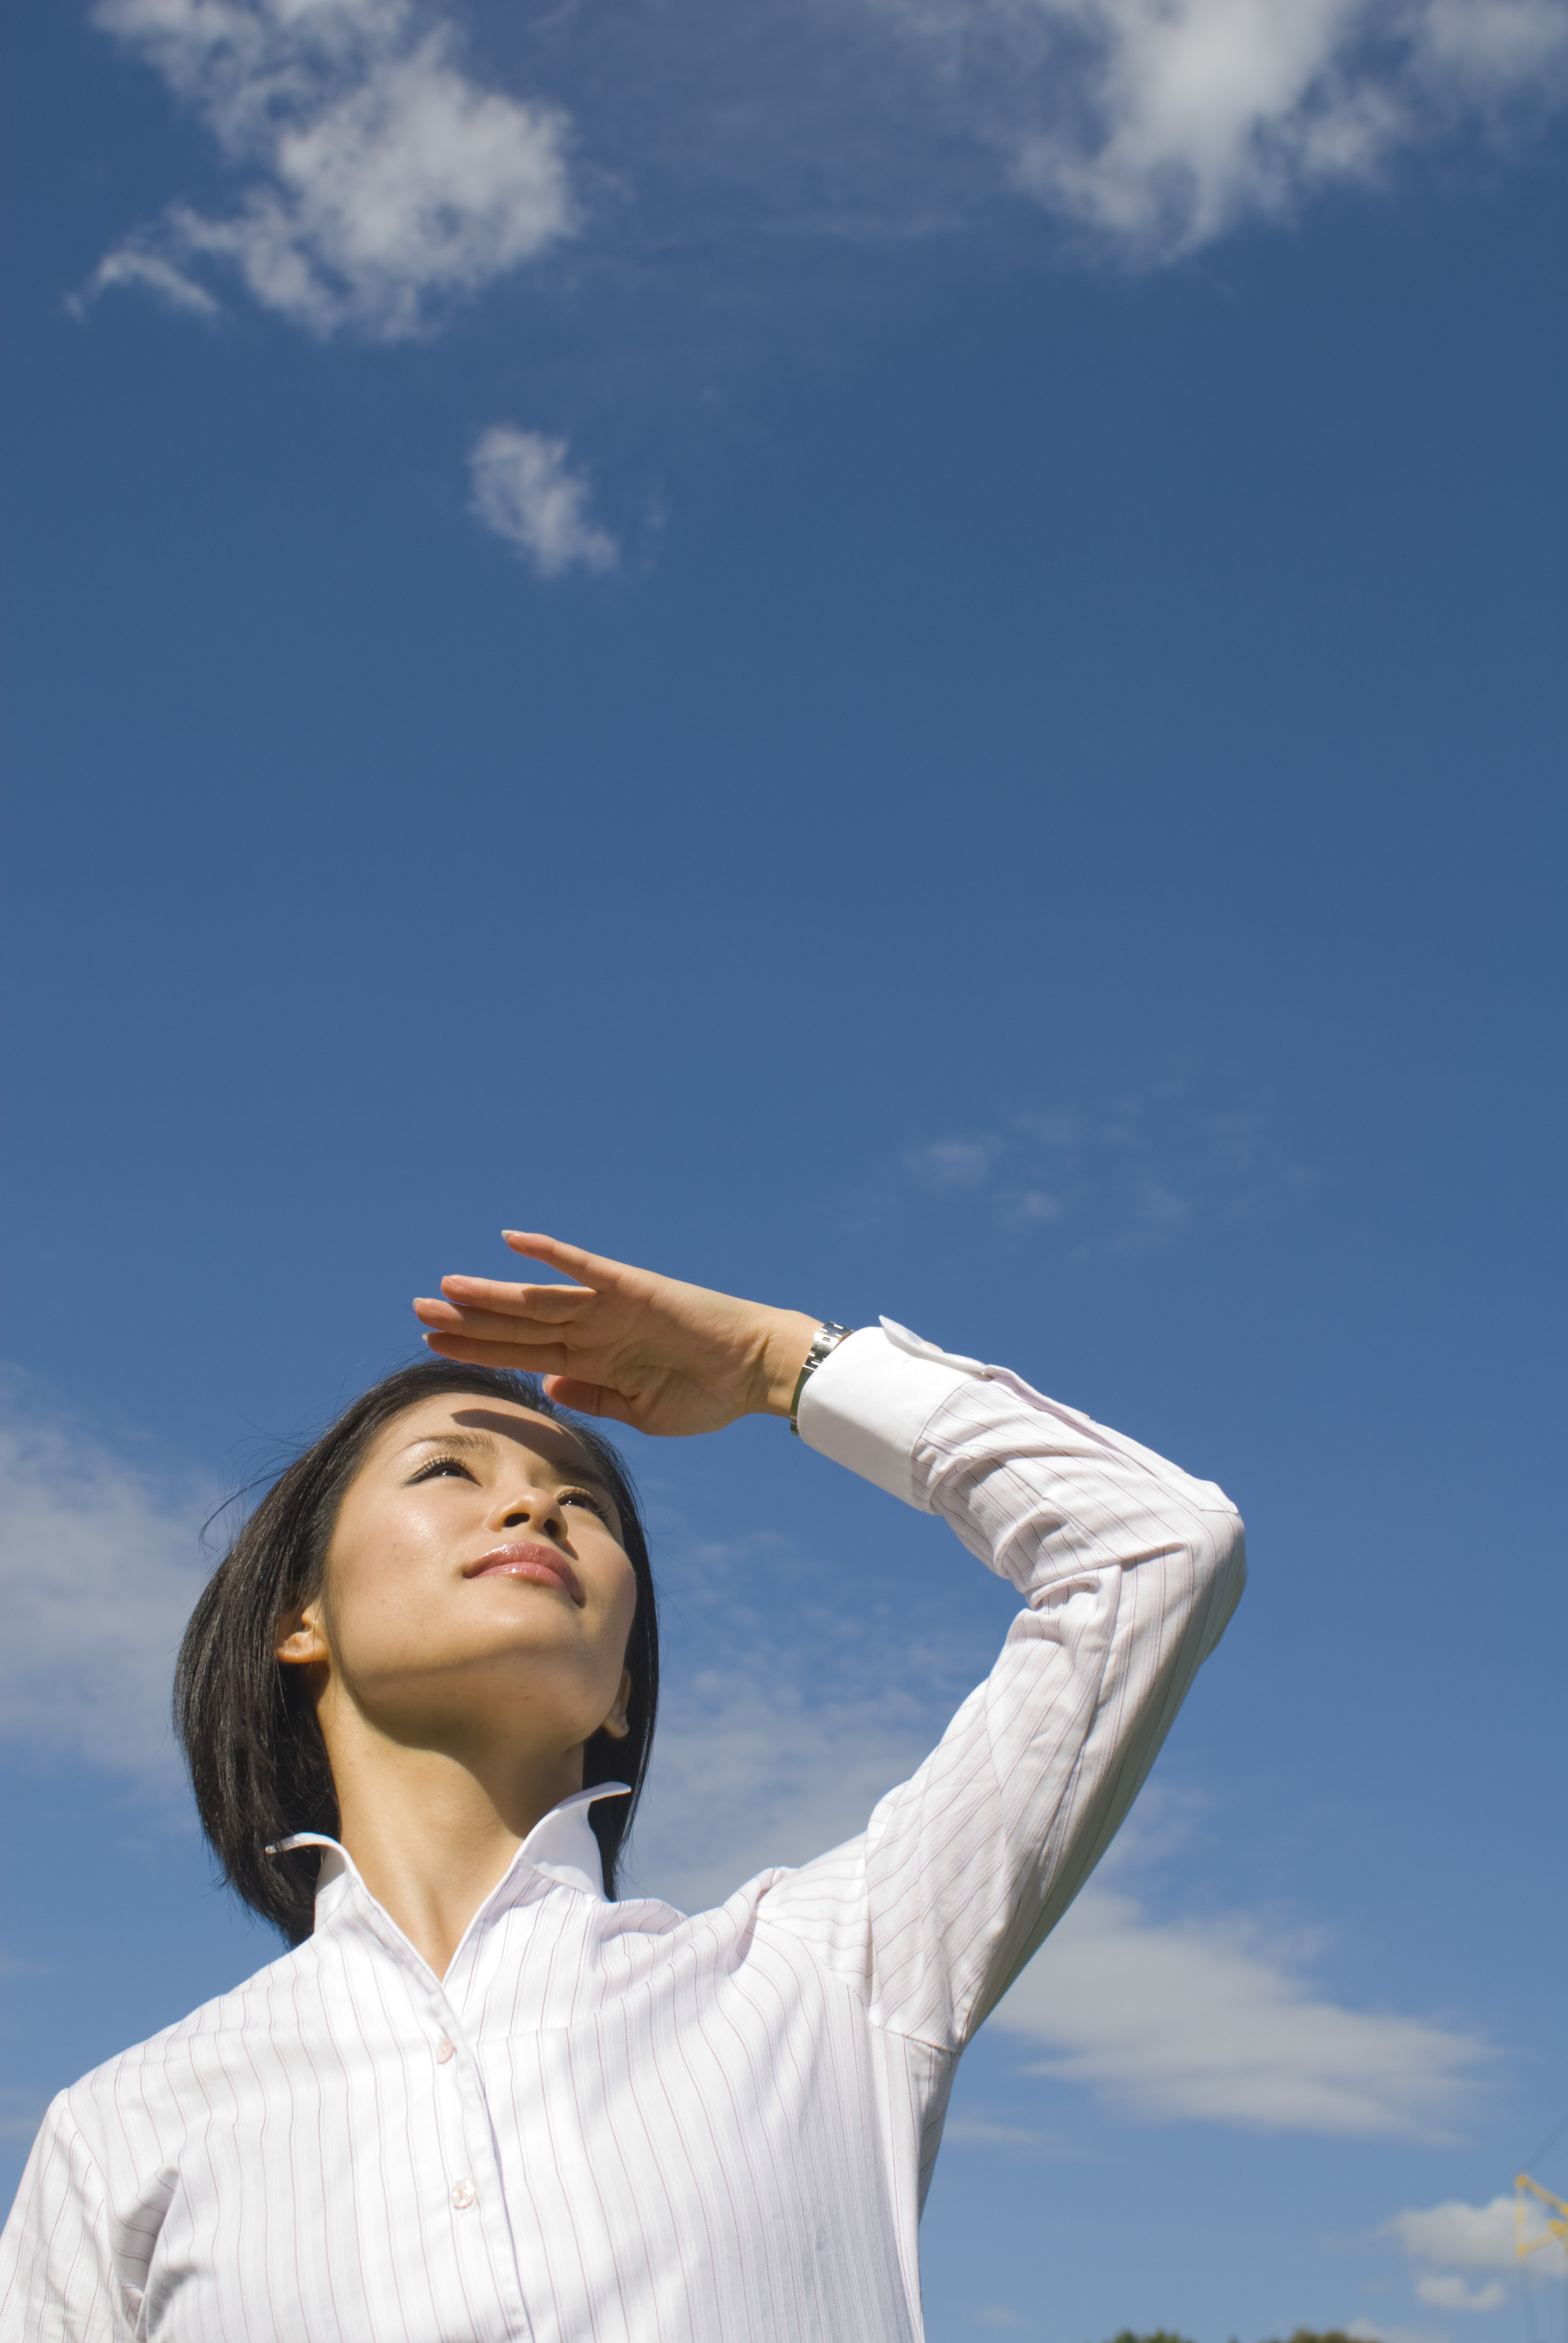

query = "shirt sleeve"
(0, 2096), (139, 2343)
(764, 1319), (1247, 2051)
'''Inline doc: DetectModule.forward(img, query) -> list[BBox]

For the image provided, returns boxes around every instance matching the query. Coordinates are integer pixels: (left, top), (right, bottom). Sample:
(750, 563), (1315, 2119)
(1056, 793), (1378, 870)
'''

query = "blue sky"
(2, 0), (1565, 2335)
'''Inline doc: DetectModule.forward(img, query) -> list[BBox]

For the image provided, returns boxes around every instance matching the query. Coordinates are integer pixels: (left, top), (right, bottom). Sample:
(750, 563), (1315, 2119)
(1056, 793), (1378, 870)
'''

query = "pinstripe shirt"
(1, 1319), (1246, 2343)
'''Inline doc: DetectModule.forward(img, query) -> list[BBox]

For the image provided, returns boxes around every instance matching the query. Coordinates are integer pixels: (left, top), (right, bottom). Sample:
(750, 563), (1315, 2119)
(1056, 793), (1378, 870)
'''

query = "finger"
(415, 1297), (582, 1342)
(541, 1375), (639, 1427)
(421, 1331), (572, 1373)
(410, 1302), (501, 1340)
(437, 1276), (592, 1321)
(414, 1302), (581, 1340)
(502, 1233), (635, 1293)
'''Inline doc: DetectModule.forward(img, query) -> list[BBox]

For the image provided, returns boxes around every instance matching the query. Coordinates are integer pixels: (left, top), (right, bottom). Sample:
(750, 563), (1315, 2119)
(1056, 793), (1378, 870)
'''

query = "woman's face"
(288, 1395), (639, 1762)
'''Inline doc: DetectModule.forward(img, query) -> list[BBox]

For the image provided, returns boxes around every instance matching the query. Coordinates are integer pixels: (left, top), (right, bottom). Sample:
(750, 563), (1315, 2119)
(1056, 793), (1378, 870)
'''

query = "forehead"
(370, 1397), (610, 1487)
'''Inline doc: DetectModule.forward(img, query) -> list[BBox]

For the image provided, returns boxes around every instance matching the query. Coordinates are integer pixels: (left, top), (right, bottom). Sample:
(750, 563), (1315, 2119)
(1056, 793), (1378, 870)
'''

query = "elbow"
(1194, 1504), (1246, 1653)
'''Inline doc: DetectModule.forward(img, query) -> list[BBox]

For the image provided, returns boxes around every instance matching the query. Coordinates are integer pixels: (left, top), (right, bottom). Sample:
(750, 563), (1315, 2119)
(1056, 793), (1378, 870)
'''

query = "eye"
(560, 1487), (612, 1523)
(408, 1456), (477, 1486)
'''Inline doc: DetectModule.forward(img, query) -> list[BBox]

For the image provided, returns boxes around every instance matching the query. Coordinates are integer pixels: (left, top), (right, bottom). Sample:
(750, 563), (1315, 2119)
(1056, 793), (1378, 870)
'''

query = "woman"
(1, 1233), (1246, 2342)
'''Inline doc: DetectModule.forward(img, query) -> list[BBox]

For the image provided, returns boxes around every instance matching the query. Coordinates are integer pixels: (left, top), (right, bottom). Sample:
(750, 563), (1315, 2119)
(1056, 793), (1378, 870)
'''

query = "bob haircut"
(174, 1361), (658, 1947)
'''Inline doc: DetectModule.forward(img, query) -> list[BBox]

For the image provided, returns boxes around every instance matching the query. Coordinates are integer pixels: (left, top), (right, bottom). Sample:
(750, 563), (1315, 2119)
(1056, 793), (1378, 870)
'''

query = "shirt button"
(451, 2180), (476, 2211)
(435, 2039), (456, 2063)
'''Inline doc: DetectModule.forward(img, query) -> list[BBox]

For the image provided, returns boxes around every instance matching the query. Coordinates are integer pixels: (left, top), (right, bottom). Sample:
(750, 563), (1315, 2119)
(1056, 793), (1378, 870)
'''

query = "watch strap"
(788, 1322), (855, 1435)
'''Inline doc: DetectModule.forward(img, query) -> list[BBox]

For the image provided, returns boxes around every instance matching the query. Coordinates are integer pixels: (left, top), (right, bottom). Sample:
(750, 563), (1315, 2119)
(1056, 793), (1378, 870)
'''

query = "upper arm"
(0, 2099), (134, 2343)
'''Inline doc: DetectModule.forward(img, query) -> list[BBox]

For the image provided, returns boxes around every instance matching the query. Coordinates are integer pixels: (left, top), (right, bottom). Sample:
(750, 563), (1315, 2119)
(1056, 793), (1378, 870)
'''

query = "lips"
(462, 1542), (585, 1607)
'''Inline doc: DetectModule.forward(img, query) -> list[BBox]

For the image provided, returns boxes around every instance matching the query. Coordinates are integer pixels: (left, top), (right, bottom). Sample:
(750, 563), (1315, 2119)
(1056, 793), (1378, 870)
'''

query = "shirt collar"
(516, 1783), (630, 1899)
(273, 1782), (632, 1929)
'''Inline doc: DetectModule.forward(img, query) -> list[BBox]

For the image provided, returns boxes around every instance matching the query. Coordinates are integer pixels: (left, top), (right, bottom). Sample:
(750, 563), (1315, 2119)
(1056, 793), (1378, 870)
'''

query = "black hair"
(174, 1361), (658, 1946)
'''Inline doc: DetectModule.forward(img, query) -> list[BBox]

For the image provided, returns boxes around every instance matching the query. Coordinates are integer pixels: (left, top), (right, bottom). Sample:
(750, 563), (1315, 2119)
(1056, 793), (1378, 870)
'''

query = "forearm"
(789, 1319), (1246, 2044)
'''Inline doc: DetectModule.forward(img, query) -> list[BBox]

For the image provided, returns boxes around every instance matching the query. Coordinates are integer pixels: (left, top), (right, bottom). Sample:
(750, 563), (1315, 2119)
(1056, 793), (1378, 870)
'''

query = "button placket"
(346, 1889), (532, 2338)
(414, 1984), (483, 2220)
(422, 1997), (502, 2246)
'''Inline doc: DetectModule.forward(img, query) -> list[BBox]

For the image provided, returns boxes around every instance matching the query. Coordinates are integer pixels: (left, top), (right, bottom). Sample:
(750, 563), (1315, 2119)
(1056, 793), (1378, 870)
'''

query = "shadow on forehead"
(448, 1404), (609, 1483)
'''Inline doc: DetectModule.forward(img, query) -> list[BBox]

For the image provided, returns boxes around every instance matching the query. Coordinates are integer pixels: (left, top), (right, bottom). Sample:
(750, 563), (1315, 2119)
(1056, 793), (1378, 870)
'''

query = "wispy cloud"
(625, 1527), (978, 1912)
(80, 0), (574, 336)
(940, 2112), (1070, 2155)
(0, 1376), (214, 1789)
(859, 1077), (1315, 1251)
(991, 1874), (1488, 2135)
(78, 0), (1568, 346)
(867, 0), (1568, 255)
(76, 245), (222, 318)
(902, 1138), (1004, 1193)
(0, 2084), (53, 2145)
(468, 426), (619, 578)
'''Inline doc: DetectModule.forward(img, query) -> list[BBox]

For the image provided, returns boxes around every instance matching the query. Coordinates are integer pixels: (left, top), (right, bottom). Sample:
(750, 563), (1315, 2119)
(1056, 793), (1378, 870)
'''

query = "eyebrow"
(400, 1429), (615, 1494)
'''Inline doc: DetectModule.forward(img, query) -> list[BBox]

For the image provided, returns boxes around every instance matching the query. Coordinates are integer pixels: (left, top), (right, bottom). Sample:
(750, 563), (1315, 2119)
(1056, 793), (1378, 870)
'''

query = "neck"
(320, 1694), (586, 1978)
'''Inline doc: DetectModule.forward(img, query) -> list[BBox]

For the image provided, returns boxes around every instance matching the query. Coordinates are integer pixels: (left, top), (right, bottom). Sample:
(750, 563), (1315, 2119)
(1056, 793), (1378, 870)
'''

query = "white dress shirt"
(1, 1321), (1246, 2343)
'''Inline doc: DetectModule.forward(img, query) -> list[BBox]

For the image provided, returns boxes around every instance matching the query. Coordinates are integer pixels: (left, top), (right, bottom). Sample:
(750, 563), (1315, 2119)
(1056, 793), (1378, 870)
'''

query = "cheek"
(324, 1495), (448, 1653)
(612, 1564), (639, 1650)
(585, 1548), (639, 1672)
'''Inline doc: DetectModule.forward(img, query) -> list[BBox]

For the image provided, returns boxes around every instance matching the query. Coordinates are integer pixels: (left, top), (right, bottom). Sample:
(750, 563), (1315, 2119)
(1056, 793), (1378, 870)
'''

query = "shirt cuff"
(794, 1319), (987, 1509)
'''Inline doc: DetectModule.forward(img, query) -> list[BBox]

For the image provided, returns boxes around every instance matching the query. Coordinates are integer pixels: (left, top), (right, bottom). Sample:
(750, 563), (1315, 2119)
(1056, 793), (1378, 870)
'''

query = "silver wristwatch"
(788, 1322), (855, 1435)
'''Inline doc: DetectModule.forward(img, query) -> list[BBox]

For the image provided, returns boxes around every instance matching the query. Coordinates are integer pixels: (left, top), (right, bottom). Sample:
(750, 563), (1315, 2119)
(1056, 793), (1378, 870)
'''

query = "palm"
(413, 1234), (817, 1438)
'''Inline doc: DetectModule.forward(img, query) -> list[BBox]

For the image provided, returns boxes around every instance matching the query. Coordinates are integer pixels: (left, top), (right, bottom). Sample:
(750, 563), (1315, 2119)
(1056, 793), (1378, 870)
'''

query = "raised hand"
(413, 1234), (825, 1438)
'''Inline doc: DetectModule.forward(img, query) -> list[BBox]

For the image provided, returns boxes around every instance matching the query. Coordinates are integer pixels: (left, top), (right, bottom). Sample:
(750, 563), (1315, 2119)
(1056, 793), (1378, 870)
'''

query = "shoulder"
(609, 1849), (873, 1981)
(591, 1867), (822, 1960)
(50, 1935), (319, 2164)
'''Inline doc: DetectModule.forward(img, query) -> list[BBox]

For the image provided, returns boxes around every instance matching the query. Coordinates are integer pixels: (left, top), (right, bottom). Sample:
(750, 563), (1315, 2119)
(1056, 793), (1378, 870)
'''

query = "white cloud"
(1414, 2275), (1507, 2311)
(988, 1876), (1488, 2134)
(0, 1381), (214, 1787)
(80, 0), (1568, 346)
(1386, 2192), (1567, 2281)
(83, 0), (574, 335)
(467, 425), (620, 578)
(1419, 0), (1568, 82)
(869, 0), (1568, 254)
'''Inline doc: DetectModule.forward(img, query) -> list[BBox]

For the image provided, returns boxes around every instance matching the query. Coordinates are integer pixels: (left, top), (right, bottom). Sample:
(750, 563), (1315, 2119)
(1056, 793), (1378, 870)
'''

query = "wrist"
(752, 1310), (831, 1417)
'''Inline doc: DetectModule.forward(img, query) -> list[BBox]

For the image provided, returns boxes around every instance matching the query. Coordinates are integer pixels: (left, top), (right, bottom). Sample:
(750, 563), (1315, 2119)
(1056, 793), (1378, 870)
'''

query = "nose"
(489, 1483), (567, 1540)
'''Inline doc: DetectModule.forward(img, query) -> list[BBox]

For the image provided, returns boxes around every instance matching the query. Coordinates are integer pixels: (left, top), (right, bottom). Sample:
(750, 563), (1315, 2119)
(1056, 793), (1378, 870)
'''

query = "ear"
(598, 1668), (633, 1742)
(275, 1598), (330, 1669)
